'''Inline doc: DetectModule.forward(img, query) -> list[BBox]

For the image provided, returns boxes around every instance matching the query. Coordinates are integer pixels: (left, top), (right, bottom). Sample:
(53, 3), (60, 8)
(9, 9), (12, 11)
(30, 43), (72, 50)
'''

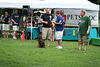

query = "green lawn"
(0, 38), (100, 67)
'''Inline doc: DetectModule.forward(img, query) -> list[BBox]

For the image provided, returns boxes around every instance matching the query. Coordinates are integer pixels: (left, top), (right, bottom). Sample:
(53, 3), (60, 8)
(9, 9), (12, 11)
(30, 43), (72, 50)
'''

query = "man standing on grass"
(11, 9), (20, 39)
(53, 11), (64, 49)
(40, 8), (54, 47)
(77, 10), (91, 51)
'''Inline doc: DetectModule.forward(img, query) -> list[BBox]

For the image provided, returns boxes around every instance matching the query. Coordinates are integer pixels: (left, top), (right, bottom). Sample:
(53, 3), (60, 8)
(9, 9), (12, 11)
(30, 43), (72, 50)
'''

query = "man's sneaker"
(55, 45), (60, 48)
(57, 46), (62, 49)
(13, 37), (17, 39)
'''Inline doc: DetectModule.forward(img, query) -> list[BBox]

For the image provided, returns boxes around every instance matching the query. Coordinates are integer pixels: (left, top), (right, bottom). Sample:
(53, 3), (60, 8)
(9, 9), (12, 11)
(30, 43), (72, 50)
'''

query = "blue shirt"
(55, 15), (64, 31)
(11, 14), (20, 26)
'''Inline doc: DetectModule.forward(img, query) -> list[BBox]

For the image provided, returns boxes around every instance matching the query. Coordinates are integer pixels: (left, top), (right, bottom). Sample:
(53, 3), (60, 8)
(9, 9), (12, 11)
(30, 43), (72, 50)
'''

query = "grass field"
(0, 38), (100, 67)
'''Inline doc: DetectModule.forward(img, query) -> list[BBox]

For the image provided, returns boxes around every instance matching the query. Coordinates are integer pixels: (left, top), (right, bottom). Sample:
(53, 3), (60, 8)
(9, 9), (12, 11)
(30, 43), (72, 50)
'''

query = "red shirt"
(61, 15), (66, 24)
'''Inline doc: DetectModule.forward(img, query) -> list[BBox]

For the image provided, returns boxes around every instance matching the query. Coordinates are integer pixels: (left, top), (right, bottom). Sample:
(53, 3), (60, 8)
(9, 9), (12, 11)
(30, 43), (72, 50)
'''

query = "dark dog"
(37, 34), (45, 48)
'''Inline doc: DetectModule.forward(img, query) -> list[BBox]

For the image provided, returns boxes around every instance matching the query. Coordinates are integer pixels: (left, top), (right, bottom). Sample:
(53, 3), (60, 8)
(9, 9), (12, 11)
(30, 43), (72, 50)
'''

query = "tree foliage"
(88, 0), (100, 5)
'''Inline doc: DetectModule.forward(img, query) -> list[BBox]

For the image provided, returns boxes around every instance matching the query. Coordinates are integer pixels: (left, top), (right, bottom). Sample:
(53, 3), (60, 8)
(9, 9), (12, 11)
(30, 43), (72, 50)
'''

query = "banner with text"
(54, 8), (99, 27)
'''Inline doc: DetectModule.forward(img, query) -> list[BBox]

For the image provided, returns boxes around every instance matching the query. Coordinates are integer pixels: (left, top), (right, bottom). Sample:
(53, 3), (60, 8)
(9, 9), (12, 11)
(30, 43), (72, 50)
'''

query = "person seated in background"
(33, 16), (38, 27)
(23, 17), (32, 40)
(24, 17), (32, 27)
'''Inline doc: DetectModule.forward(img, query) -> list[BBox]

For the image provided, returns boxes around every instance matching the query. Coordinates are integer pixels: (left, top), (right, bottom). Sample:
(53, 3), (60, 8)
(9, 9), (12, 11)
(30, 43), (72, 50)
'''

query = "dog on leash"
(37, 34), (45, 48)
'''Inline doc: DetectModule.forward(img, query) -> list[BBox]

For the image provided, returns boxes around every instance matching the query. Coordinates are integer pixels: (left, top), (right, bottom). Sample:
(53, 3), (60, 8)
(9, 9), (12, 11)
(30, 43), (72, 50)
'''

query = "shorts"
(39, 26), (42, 33)
(55, 30), (63, 40)
(42, 27), (51, 40)
(13, 26), (19, 31)
(2, 24), (9, 31)
(79, 34), (89, 45)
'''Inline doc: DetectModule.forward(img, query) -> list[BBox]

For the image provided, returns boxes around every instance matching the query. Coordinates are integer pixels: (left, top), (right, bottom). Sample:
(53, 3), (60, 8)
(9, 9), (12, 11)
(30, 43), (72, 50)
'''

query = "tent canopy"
(0, 0), (99, 10)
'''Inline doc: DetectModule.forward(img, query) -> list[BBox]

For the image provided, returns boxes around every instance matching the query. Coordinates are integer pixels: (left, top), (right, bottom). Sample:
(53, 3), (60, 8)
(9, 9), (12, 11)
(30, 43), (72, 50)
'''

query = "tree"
(88, 0), (100, 5)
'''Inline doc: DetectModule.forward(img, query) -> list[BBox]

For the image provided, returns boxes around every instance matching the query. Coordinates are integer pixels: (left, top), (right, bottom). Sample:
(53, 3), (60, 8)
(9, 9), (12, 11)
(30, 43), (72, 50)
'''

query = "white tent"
(0, 0), (99, 10)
